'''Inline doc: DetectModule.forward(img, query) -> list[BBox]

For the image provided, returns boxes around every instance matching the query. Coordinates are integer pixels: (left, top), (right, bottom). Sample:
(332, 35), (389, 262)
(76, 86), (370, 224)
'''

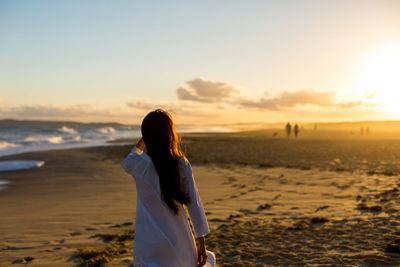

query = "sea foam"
(0, 160), (45, 172)
(95, 127), (115, 134)
(23, 136), (63, 144)
(57, 126), (78, 134)
(0, 141), (20, 150)
(0, 178), (9, 191)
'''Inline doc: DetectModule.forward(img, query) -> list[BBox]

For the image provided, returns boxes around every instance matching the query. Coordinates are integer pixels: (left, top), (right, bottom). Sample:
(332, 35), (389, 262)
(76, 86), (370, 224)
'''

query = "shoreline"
(2, 129), (400, 196)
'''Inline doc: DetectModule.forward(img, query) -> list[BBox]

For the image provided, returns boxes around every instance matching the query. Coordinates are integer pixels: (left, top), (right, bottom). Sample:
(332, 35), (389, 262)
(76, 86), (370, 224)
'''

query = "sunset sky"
(1, 0), (400, 124)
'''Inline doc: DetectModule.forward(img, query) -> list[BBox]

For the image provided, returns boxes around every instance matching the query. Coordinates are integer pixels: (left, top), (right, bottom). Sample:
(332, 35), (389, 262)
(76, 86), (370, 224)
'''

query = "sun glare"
(355, 46), (400, 114)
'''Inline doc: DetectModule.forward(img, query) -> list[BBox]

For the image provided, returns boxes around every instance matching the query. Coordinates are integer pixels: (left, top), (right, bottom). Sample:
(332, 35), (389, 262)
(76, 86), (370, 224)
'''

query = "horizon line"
(2, 118), (400, 126)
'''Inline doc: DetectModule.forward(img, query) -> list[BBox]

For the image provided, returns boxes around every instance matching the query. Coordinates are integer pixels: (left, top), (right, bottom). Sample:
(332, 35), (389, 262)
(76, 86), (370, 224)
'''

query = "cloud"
(126, 98), (155, 110)
(0, 78), (373, 124)
(176, 77), (240, 103)
(0, 104), (140, 122)
(237, 90), (362, 110)
(176, 78), (365, 111)
(126, 98), (218, 118)
(127, 99), (179, 112)
(0, 104), (110, 117)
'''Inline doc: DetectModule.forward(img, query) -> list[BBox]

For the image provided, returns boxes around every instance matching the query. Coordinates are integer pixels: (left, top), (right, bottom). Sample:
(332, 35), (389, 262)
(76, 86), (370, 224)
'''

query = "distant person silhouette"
(286, 122), (292, 138)
(294, 124), (299, 138)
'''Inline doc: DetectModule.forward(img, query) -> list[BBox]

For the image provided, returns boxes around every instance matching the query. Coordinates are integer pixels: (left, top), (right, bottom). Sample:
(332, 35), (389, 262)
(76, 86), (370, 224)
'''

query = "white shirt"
(122, 146), (210, 267)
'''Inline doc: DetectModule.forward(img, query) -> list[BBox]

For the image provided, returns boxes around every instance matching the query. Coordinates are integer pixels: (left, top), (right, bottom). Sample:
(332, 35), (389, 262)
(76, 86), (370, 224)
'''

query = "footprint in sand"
(228, 213), (243, 219)
(12, 256), (35, 264)
(3, 246), (35, 251)
(238, 208), (259, 215)
(69, 231), (82, 236)
(272, 194), (281, 201)
(310, 217), (329, 224)
(109, 224), (122, 228)
(223, 177), (237, 184)
(257, 203), (272, 211)
(248, 186), (263, 192)
(43, 247), (61, 252)
(108, 222), (133, 229)
(315, 205), (330, 212)
(93, 222), (112, 225)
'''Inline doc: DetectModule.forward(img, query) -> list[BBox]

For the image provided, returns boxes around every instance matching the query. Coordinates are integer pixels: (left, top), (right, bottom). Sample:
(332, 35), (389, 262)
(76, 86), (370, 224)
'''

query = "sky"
(0, 0), (400, 124)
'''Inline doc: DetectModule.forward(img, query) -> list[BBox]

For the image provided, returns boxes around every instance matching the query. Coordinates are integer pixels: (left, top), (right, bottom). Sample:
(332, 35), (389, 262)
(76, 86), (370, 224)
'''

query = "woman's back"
(122, 146), (210, 267)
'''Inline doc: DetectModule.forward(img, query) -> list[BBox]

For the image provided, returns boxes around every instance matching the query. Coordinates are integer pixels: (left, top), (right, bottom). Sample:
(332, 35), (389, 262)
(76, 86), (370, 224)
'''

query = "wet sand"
(1, 130), (400, 266)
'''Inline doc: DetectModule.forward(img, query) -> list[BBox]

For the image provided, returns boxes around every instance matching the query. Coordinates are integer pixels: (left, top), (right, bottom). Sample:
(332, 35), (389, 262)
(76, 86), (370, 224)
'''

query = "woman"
(122, 109), (215, 267)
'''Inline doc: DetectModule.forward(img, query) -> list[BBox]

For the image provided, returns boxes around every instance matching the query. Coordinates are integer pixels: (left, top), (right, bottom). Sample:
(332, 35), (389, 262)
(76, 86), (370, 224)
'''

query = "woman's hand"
(136, 138), (145, 151)
(196, 236), (207, 267)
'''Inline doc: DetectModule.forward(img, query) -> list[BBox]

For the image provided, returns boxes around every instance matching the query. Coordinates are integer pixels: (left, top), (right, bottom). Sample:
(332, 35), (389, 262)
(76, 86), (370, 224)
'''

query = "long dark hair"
(141, 109), (190, 214)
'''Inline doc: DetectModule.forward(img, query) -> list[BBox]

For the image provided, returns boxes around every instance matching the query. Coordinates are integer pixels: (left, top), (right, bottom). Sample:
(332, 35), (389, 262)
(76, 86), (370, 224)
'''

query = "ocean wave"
(0, 160), (45, 172)
(0, 177), (8, 191)
(57, 126), (78, 134)
(0, 141), (20, 150)
(0, 121), (235, 157)
(95, 127), (115, 134)
(23, 136), (63, 144)
(71, 136), (81, 141)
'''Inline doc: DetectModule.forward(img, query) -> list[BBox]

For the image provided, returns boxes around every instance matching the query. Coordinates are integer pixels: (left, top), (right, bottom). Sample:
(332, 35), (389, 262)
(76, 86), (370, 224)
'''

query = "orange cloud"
(177, 77), (240, 103)
(237, 90), (362, 110)
(177, 78), (365, 110)
(0, 104), (139, 122)
(126, 99), (217, 117)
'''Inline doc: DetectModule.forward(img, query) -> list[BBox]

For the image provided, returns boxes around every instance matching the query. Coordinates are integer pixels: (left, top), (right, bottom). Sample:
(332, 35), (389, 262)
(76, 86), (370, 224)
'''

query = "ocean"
(0, 119), (233, 176)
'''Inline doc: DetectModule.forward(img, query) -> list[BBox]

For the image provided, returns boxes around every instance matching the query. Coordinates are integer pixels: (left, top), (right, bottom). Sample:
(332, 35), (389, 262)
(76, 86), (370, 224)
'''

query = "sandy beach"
(2, 130), (400, 266)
